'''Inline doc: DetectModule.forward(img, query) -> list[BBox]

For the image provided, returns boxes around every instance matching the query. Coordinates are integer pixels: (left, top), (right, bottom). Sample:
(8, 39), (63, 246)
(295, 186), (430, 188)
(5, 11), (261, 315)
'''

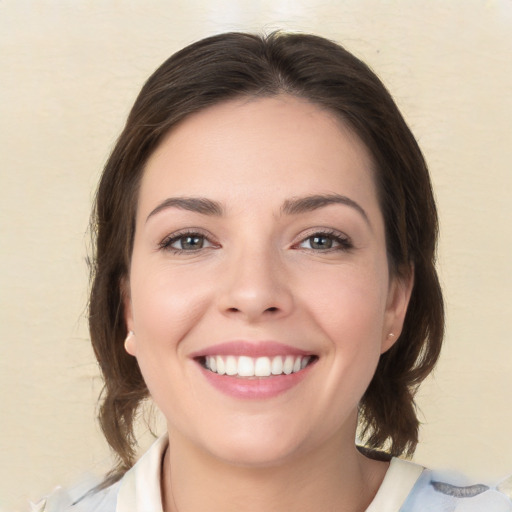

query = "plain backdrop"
(1, 1), (511, 510)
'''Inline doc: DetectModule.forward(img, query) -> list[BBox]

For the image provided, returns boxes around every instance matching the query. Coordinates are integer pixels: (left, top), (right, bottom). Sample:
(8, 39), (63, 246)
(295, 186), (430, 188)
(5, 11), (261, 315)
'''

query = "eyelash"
(294, 229), (353, 252)
(158, 229), (217, 254)
(158, 229), (353, 254)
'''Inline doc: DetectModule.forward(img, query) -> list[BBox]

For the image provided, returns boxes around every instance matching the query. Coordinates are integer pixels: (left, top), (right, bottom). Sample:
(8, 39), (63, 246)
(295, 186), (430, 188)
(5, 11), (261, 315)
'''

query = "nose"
(217, 245), (294, 322)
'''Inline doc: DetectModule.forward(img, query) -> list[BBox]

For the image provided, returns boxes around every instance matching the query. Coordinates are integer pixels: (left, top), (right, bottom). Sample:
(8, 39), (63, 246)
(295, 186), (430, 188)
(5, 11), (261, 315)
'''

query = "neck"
(161, 428), (388, 512)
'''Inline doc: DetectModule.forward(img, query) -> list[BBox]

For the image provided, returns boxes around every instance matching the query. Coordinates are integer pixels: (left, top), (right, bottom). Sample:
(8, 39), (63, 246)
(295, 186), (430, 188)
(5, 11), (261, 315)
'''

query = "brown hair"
(89, 31), (444, 478)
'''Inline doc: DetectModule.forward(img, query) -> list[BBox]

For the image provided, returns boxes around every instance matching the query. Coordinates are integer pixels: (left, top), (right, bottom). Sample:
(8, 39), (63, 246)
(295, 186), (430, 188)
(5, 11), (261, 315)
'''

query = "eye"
(173, 234), (209, 250)
(159, 231), (216, 253)
(297, 231), (352, 251)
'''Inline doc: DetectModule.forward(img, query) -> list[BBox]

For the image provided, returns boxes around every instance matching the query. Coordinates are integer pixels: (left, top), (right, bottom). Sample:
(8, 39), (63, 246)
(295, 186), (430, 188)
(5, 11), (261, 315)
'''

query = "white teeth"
(216, 356), (226, 375)
(204, 355), (312, 377)
(271, 356), (283, 375)
(225, 356), (237, 376)
(254, 357), (271, 377)
(238, 356), (254, 377)
(283, 355), (294, 375)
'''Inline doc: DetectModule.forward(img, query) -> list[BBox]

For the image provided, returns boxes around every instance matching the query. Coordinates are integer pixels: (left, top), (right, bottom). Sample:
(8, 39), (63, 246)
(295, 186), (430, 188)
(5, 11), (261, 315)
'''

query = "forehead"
(138, 95), (379, 219)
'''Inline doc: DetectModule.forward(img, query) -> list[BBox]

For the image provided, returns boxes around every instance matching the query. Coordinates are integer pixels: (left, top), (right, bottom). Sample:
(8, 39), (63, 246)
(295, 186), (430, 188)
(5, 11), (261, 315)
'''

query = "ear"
(381, 267), (414, 353)
(121, 277), (137, 356)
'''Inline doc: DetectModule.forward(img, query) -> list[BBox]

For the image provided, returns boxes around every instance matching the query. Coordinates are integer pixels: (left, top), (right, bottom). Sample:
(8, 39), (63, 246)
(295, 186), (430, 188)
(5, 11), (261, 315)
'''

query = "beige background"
(1, 1), (511, 510)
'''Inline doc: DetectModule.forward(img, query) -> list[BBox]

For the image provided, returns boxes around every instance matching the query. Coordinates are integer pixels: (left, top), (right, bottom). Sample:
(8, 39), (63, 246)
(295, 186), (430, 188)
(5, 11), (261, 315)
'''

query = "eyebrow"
(281, 194), (370, 225)
(146, 197), (223, 222)
(146, 193), (370, 225)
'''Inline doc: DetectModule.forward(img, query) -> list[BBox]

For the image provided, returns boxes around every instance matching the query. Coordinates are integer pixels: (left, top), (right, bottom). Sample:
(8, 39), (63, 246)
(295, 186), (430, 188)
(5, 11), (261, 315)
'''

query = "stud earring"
(124, 330), (135, 353)
(387, 332), (396, 339)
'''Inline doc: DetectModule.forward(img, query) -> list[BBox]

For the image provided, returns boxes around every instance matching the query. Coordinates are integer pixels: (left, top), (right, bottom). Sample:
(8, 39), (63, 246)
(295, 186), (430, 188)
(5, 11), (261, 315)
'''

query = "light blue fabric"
(401, 469), (512, 511)
(32, 480), (119, 512)
(34, 462), (512, 511)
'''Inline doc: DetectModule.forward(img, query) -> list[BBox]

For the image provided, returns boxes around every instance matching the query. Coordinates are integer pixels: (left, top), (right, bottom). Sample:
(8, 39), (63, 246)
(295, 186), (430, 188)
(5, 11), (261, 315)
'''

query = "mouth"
(196, 354), (318, 378)
(190, 341), (318, 398)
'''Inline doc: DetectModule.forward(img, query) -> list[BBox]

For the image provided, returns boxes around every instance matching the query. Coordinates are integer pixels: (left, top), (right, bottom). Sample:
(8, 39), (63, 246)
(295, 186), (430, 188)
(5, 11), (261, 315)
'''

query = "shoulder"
(31, 434), (168, 512)
(30, 478), (121, 512)
(400, 465), (512, 512)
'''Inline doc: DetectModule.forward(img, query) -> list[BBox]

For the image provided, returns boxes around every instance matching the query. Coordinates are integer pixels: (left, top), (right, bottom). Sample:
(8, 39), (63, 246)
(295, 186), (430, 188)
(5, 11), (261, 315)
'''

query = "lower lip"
(198, 363), (314, 399)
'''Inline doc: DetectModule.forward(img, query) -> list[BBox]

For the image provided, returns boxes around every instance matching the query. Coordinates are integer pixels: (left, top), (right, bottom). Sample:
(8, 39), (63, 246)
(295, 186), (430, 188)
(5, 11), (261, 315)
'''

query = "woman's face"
(125, 95), (411, 466)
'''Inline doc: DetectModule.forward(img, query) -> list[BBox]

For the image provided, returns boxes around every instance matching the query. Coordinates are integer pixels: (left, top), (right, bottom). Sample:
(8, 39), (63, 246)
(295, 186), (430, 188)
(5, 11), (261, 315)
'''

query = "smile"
(191, 341), (318, 398)
(202, 355), (314, 378)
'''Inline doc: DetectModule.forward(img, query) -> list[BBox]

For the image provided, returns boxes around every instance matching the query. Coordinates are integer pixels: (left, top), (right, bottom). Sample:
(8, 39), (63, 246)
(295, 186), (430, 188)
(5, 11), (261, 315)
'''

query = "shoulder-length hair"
(89, 31), (444, 479)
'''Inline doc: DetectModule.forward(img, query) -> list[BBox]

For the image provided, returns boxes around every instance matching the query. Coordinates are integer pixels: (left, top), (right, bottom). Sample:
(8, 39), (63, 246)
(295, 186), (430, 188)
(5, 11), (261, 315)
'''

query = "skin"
(124, 95), (413, 511)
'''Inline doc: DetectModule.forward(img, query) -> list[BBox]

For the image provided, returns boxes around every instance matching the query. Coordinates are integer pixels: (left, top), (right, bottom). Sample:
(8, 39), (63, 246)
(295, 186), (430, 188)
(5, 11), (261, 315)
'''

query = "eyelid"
(291, 227), (353, 251)
(158, 228), (219, 252)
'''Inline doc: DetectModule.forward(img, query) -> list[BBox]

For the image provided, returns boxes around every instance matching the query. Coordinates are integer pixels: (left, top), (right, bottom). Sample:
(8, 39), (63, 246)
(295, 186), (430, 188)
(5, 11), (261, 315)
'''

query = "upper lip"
(189, 341), (314, 359)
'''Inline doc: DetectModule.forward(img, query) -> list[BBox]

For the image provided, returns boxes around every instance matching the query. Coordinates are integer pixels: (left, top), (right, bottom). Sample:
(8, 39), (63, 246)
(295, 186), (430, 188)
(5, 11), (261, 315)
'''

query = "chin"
(208, 436), (305, 469)
(186, 414), (319, 469)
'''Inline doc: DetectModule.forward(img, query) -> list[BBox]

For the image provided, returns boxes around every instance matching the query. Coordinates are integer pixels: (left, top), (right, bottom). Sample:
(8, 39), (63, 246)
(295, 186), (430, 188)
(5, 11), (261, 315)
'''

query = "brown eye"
(308, 235), (334, 250)
(298, 231), (352, 251)
(174, 235), (205, 250)
(160, 232), (215, 252)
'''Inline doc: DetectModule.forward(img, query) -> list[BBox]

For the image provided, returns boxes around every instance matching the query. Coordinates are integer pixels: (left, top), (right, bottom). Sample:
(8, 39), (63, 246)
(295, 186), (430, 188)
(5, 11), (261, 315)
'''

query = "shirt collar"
(116, 434), (168, 512)
(115, 435), (424, 512)
(366, 458), (425, 512)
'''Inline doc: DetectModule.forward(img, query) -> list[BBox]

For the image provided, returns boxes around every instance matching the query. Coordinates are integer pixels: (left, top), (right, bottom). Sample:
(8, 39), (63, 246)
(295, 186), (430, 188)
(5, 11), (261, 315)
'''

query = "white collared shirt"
(35, 435), (511, 511)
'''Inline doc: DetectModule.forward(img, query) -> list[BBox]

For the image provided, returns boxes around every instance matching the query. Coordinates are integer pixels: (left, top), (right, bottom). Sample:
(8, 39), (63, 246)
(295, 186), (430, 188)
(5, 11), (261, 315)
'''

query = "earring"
(387, 332), (396, 339)
(124, 330), (135, 353)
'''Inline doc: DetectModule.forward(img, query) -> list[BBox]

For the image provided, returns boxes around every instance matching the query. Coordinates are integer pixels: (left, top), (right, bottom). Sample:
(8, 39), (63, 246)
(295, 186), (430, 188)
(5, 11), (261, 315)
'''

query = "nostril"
(265, 307), (278, 313)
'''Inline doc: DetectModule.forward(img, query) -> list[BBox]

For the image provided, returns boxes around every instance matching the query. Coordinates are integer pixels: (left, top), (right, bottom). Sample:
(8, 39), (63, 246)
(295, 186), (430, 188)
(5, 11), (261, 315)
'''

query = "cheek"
(299, 265), (388, 412)
(129, 260), (214, 352)
(300, 261), (389, 341)
(128, 261), (215, 420)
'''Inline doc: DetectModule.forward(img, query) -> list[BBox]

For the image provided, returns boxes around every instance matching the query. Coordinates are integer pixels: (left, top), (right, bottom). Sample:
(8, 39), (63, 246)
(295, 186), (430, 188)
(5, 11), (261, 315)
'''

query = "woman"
(37, 32), (511, 511)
